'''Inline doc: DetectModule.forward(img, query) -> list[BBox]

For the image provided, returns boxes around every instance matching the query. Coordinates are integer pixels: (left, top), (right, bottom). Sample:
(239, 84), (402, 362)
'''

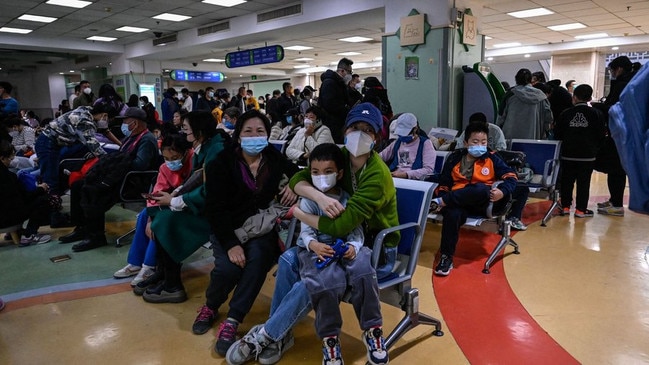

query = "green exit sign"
(251, 75), (257, 80)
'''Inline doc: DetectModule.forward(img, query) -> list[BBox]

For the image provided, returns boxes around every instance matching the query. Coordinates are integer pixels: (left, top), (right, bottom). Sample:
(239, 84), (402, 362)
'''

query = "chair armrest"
(119, 170), (158, 202)
(542, 158), (560, 188)
(370, 222), (421, 269)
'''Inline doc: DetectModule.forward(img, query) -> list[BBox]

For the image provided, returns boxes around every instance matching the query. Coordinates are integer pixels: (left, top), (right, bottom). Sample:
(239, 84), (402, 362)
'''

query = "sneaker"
(130, 265), (154, 286)
(597, 200), (612, 209)
(142, 285), (187, 304)
(363, 327), (389, 365)
(113, 264), (141, 279)
(434, 254), (453, 276)
(133, 270), (163, 296)
(20, 234), (52, 246)
(560, 207), (571, 216)
(574, 209), (594, 218)
(193, 305), (218, 335)
(226, 325), (270, 365)
(322, 336), (343, 365)
(215, 320), (239, 356)
(509, 217), (528, 231)
(598, 205), (625, 217)
(258, 330), (294, 365)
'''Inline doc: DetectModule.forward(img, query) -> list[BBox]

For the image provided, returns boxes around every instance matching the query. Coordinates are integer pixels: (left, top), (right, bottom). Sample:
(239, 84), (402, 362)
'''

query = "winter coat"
(497, 84), (553, 140)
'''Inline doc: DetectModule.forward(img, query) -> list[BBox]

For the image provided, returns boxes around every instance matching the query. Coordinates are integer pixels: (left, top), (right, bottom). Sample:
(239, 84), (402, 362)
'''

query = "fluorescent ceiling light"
(203, 58), (225, 62)
(485, 36), (493, 40)
(612, 46), (619, 50)
(202, 0), (247, 6)
(548, 23), (585, 31)
(336, 51), (361, 56)
(116, 26), (149, 33)
(153, 13), (192, 22)
(294, 57), (314, 61)
(0, 27), (32, 34)
(293, 65), (311, 69)
(524, 54), (531, 58)
(374, 56), (383, 61)
(507, 8), (553, 18)
(46, 0), (91, 8)
(87, 36), (116, 42)
(18, 14), (57, 23)
(575, 33), (608, 40)
(492, 42), (521, 48)
(284, 45), (313, 51)
(338, 36), (373, 43)
(487, 57), (494, 61)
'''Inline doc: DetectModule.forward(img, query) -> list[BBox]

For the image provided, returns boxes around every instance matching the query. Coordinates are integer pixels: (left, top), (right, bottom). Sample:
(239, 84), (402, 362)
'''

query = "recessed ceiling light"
(116, 26), (149, 33)
(548, 23), (586, 31)
(612, 46), (619, 50)
(485, 36), (493, 40)
(374, 56), (383, 61)
(46, 0), (91, 8)
(338, 36), (373, 43)
(202, 0), (247, 6)
(87, 36), (116, 42)
(575, 33), (608, 40)
(524, 54), (531, 58)
(492, 42), (521, 48)
(293, 65), (311, 69)
(336, 51), (362, 56)
(69, 70), (75, 72)
(18, 14), (58, 23)
(59, 72), (64, 75)
(294, 57), (314, 61)
(0, 27), (32, 34)
(487, 57), (494, 61)
(284, 45), (313, 51)
(507, 8), (553, 18)
(203, 58), (225, 62)
(153, 13), (192, 22)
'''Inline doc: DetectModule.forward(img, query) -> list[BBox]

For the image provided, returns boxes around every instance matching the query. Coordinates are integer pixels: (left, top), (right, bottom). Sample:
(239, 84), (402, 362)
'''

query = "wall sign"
(225, 45), (284, 68)
(462, 14), (477, 46)
(400, 14), (425, 46)
(170, 70), (224, 82)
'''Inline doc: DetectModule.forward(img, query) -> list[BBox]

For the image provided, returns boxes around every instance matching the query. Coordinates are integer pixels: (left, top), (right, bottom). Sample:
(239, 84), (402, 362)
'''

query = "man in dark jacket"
(319, 58), (354, 143)
(161, 88), (179, 123)
(277, 82), (297, 124)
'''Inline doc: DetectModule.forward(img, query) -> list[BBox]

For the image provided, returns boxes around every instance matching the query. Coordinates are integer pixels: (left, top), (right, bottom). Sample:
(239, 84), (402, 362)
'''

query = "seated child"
(113, 133), (193, 286)
(296, 143), (388, 365)
(431, 122), (518, 276)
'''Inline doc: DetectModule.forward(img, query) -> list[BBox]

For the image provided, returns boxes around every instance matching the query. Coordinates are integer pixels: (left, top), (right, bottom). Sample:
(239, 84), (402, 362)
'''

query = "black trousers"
(70, 179), (118, 234)
(560, 160), (595, 211)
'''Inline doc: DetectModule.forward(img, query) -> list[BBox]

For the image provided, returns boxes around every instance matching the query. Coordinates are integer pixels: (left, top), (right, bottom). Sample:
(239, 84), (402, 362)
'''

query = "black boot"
(72, 232), (108, 252)
(59, 226), (87, 244)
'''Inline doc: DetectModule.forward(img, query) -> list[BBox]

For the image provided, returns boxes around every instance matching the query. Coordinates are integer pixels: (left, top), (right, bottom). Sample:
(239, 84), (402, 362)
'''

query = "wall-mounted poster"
(405, 56), (419, 80)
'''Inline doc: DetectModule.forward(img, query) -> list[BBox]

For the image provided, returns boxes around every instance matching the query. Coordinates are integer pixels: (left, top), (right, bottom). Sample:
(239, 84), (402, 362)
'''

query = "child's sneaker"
(19, 234), (51, 246)
(560, 207), (571, 216)
(363, 327), (389, 365)
(130, 265), (155, 286)
(434, 254), (453, 276)
(322, 336), (343, 365)
(597, 205), (625, 217)
(226, 325), (271, 365)
(215, 319), (239, 356)
(509, 217), (528, 231)
(113, 264), (141, 279)
(193, 305), (218, 335)
(574, 209), (594, 218)
(597, 200), (612, 209)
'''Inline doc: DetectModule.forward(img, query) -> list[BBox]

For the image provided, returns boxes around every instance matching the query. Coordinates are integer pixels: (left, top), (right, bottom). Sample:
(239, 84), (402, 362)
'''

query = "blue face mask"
(286, 115), (293, 124)
(240, 136), (268, 156)
(398, 135), (414, 144)
(468, 145), (487, 157)
(165, 159), (183, 171)
(224, 121), (235, 129)
(121, 123), (131, 137)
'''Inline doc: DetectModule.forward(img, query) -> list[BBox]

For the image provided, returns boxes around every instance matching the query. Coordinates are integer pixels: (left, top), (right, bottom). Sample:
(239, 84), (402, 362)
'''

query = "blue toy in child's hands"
(316, 239), (349, 270)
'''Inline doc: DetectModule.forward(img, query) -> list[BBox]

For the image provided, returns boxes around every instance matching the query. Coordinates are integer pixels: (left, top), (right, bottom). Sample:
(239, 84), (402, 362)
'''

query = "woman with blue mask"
(379, 112), (436, 180)
(430, 122), (518, 277)
(192, 109), (300, 356)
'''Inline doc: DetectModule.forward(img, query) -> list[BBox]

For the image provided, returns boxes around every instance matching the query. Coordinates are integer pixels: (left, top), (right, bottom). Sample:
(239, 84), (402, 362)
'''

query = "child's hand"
(310, 241), (335, 261)
(343, 245), (357, 260)
(490, 187), (504, 202)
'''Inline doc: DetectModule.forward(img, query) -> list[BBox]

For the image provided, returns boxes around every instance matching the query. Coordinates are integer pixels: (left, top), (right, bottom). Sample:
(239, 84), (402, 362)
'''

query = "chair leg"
(384, 288), (443, 350)
(541, 190), (561, 227)
(115, 228), (135, 248)
(483, 221), (519, 274)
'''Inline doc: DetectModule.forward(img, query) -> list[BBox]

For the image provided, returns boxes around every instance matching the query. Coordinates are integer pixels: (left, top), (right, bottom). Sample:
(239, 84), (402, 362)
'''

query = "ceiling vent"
(198, 21), (230, 36)
(153, 34), (177, 46)
(257, 3), (301, 23)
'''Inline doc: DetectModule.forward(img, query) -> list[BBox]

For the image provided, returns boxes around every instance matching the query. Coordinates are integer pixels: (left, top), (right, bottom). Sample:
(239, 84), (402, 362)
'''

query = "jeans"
(127, 209), (157, 267)
(264, 247), (312, 341)
(34, 134), (61, 195)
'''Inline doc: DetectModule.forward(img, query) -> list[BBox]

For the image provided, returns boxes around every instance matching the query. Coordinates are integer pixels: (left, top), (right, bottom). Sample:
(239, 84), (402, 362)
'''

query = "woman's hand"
(151, 191), (172, 206)
(316, 195), (345, 219)
(490, 188), (505, 202)
(279, 185), (298, 206)
(390, 171), (408, 178)
(228, 245), (246, 268)
(145, 218), (154, 240)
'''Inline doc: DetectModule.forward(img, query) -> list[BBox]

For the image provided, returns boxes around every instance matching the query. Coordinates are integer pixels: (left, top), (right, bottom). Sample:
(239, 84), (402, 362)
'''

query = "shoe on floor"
(560, 207), (571, 216)
(142, 285), (187, 303)
(226, 325), (271, 365)
(20, 234), (52, 246)
(597, 200), (612, 209)
(72, 235), (108, 252)
(322, 336), (343, 365)
(574, 209), (594, 218)
(363, 326), (389, 365)
(258, 330), (294, 365)
(597, 205), (625, 217)
(193, 305), (218, 335)
(58, 228), (87, 243)
(133, 270), (163, 296)
(434, 254), (453, 276)
(114, 264), (141, 279)
(130, 265), (154, 286)
(215, 319), (239, 356)
(509, 217), (528, 231)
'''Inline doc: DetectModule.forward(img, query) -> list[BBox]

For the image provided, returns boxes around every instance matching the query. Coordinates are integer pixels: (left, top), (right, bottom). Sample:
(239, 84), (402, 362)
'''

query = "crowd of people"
(0, 54), (638, 364)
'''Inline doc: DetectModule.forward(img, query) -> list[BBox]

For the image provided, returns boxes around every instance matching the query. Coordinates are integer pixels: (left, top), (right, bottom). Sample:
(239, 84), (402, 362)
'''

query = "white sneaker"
(20, 234), (52, 246)
(113, 264), (141, 279)
(130, 265), (154, 286)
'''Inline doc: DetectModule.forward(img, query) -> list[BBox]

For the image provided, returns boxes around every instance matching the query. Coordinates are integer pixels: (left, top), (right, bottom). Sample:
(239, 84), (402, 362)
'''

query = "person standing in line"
(319, 58), (354, 144)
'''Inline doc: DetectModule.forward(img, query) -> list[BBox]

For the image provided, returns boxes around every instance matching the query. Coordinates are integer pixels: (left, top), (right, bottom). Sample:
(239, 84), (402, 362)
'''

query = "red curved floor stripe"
(432, 201), (580, 364)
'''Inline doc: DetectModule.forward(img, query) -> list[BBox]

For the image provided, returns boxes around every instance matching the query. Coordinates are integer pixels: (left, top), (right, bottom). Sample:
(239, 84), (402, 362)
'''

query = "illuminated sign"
(225, 45), (284, 68)
(169, 70), (224, 82)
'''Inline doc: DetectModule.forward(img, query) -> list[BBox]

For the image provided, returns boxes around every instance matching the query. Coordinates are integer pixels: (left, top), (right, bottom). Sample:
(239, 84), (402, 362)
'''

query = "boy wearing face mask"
(431, 122), (518, 276)
(379, 112), (436, 180)
(295, 143), (386, 365)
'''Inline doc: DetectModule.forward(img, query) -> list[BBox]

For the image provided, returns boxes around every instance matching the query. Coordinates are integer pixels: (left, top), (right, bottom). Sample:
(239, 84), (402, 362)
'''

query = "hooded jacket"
(319, 69), (350, 142)
(498, 84), (553, 140)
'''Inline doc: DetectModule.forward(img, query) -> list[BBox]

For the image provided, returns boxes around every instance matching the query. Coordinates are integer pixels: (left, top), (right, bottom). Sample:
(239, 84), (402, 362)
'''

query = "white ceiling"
(0, 0), (648, 76)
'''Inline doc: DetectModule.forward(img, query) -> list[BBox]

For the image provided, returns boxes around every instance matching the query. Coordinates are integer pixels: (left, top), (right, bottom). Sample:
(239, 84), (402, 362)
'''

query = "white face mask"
(311, 173), (337, 193)
(343, 74), (353, 84)
(304, 118), (313, 127)
(355, 83), (362, 91)
(97, 116), (109, 129)
(83, 87), (91, 95)
(344, 130), (374, 157)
